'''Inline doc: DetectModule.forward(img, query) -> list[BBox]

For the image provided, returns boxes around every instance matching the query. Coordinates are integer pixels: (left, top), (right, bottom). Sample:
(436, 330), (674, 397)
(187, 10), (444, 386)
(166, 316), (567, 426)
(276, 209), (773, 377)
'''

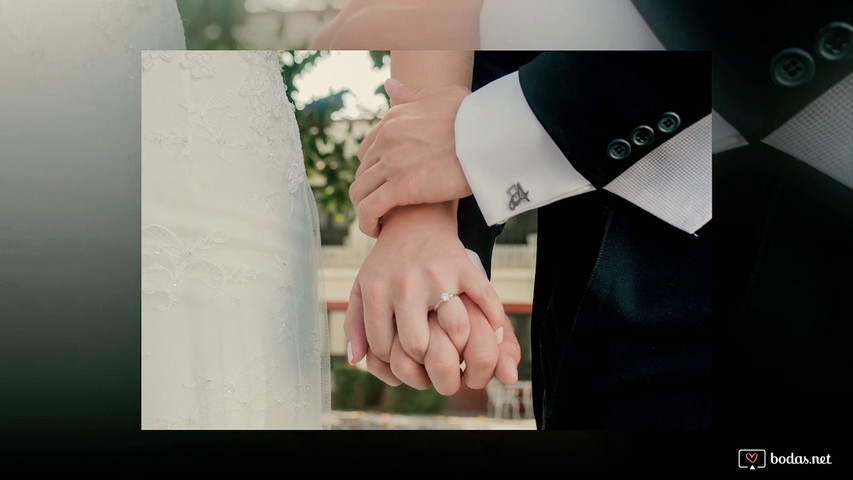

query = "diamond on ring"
(434, 292), (456, 311)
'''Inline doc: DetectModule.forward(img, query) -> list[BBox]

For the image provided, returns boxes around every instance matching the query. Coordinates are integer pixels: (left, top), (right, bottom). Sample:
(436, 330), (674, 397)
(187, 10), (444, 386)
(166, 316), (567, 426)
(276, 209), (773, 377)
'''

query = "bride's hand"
(344, 202), (518, 390)
(347, 202), (498, 364)
(309, 0), (483, 50)
(350, 79), (473, 238)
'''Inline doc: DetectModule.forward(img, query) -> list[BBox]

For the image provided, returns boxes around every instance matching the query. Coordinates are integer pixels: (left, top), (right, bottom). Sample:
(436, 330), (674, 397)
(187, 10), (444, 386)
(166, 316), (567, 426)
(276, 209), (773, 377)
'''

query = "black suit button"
(631, 125), (655, 146)
(607, 139), (631, 160)
(770, 48), (815, 86)
(657, 112), (681, 133)
(815, 21), (853, 61)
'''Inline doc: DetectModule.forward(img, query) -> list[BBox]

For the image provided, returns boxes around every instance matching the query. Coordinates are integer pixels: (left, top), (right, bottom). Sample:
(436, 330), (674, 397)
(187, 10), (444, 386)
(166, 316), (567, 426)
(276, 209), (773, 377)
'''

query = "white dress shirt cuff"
(454, 71), (594, 226)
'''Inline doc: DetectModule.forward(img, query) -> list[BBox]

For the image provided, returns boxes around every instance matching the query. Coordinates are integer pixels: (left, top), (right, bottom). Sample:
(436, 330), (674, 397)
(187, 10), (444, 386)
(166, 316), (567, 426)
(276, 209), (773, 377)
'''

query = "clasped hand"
(345, 203), (519, 394)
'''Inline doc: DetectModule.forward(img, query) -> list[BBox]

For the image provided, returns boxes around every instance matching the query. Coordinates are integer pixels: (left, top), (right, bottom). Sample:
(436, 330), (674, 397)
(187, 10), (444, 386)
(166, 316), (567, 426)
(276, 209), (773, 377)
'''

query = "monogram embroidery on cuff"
(507, 182), (530, 211)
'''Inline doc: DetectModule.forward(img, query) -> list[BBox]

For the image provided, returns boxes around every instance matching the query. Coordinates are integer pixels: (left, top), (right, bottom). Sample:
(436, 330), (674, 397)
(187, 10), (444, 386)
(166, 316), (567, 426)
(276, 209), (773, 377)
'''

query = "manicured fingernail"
(347, 341), (354, 365)
(385, 77), (404, 89)
(495, 327), (504, 345)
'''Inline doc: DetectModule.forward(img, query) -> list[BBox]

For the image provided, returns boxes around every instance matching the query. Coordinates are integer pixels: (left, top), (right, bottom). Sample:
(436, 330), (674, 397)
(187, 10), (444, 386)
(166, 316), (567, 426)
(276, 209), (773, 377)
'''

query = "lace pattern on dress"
(141, 50), (329, 429)
(144, 51), (305, 212)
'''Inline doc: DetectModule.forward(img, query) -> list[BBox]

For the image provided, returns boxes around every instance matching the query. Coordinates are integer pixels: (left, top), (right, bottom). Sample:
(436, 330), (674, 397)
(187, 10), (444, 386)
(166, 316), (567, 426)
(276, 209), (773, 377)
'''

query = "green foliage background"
(281, 51), (389, 222)
(177, 0), (389, 222)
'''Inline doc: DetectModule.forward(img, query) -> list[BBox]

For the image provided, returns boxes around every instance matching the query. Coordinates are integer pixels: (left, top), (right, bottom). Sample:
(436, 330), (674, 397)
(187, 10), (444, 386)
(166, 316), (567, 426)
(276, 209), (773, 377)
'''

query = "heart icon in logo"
(745, 452), (758, 464)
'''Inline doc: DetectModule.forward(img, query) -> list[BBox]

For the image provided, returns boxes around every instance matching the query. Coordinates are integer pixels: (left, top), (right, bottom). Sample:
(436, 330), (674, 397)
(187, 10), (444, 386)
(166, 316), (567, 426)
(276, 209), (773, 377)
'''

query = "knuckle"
(381, 106), (398, 121)
(356, 200), (369, 218)
(401, 335), (428, 360)
(373, 347), (391, 364)
(466, 348), (498, 371)
(382, 118), (398, 133)
(416, 260), (439, 283)
(360, 282), (385, 307)
(446, 316), (470, 339)
(390, 358), (417, 380)
(357, 207), (377, 236)
(348, 184), (360, 204)
(430, 356), (461, 377)
(392, 267), (417, 295)
(379, 117), (399, 137)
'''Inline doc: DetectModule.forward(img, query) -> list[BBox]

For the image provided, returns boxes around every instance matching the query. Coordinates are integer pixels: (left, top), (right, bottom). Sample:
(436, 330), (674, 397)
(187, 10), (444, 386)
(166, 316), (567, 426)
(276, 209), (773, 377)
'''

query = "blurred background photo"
(149, 0), (542, 430)
(177, 0), (345, 50)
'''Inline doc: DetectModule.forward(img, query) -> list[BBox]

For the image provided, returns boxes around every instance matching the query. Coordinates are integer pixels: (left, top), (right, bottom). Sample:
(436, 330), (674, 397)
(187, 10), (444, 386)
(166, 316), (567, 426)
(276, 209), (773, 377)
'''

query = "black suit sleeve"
(632, 0), (853, 142)
(518, 51), (711, 188)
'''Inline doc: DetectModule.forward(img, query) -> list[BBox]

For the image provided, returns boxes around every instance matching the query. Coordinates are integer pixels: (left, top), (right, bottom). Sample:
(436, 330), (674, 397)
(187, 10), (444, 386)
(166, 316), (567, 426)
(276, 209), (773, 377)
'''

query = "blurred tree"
(281, 51), (389, 229)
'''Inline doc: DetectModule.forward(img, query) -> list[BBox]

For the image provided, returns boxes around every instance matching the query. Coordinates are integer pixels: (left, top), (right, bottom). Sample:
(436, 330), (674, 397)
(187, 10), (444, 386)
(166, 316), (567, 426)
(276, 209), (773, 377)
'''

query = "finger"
(460, 265), (506, 331)
(349, 161), (386, 207)
(356, 127), (382, 179)
(393, 281), (430, 364)
(461, 300), (500, 390)
(424, 314), (462, 396)
(389, 336), (431, 390)
(343, 282), (367, 365)
(357, 183), (395, 238)
(495, 317), (521, 386)
(360, 280), (395, 363)
(435, 294), (470, 355)
(385, 78), (423, 106)
(366, 349), (401, 387)
(356, 116), (385, 165)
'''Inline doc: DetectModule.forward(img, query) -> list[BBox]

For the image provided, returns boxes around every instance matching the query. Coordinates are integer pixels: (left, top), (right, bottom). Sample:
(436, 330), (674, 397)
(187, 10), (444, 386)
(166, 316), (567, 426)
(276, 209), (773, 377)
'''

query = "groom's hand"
(352, 295), (521, 395)
(459, 294), (521, 389)
(349, 78), (473, 238)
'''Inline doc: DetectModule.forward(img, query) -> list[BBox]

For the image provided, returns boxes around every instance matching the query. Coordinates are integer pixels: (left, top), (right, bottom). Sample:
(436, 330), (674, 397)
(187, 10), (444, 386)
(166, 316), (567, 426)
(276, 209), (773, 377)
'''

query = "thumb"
(385, 77), (423, 106)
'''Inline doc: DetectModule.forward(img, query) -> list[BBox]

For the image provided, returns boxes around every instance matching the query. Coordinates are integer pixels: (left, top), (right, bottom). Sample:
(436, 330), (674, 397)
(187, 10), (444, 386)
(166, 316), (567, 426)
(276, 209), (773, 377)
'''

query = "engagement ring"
(433, 292), (456, 311)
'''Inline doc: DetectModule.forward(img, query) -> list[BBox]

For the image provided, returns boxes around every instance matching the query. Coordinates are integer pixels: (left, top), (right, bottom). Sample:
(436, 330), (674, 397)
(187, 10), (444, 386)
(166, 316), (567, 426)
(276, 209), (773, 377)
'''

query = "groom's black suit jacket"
(462, 50), (713, 430)
(460, 0), (852, 431)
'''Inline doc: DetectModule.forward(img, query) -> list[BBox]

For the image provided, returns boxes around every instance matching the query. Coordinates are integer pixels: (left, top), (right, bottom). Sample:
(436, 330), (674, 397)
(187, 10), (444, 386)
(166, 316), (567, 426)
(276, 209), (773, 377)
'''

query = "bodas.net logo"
(739, 449), (766, 469)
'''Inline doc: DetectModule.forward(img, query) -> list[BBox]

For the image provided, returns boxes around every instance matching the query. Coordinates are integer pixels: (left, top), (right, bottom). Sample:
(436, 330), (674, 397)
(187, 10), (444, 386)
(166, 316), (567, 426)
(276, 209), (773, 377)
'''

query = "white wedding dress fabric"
(141, 50), (331, 429)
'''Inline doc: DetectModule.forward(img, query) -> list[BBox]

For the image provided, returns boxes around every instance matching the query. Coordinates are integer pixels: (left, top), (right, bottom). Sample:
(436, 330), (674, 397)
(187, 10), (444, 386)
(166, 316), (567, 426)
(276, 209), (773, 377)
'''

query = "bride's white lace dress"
(141, 50), (331, 429)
